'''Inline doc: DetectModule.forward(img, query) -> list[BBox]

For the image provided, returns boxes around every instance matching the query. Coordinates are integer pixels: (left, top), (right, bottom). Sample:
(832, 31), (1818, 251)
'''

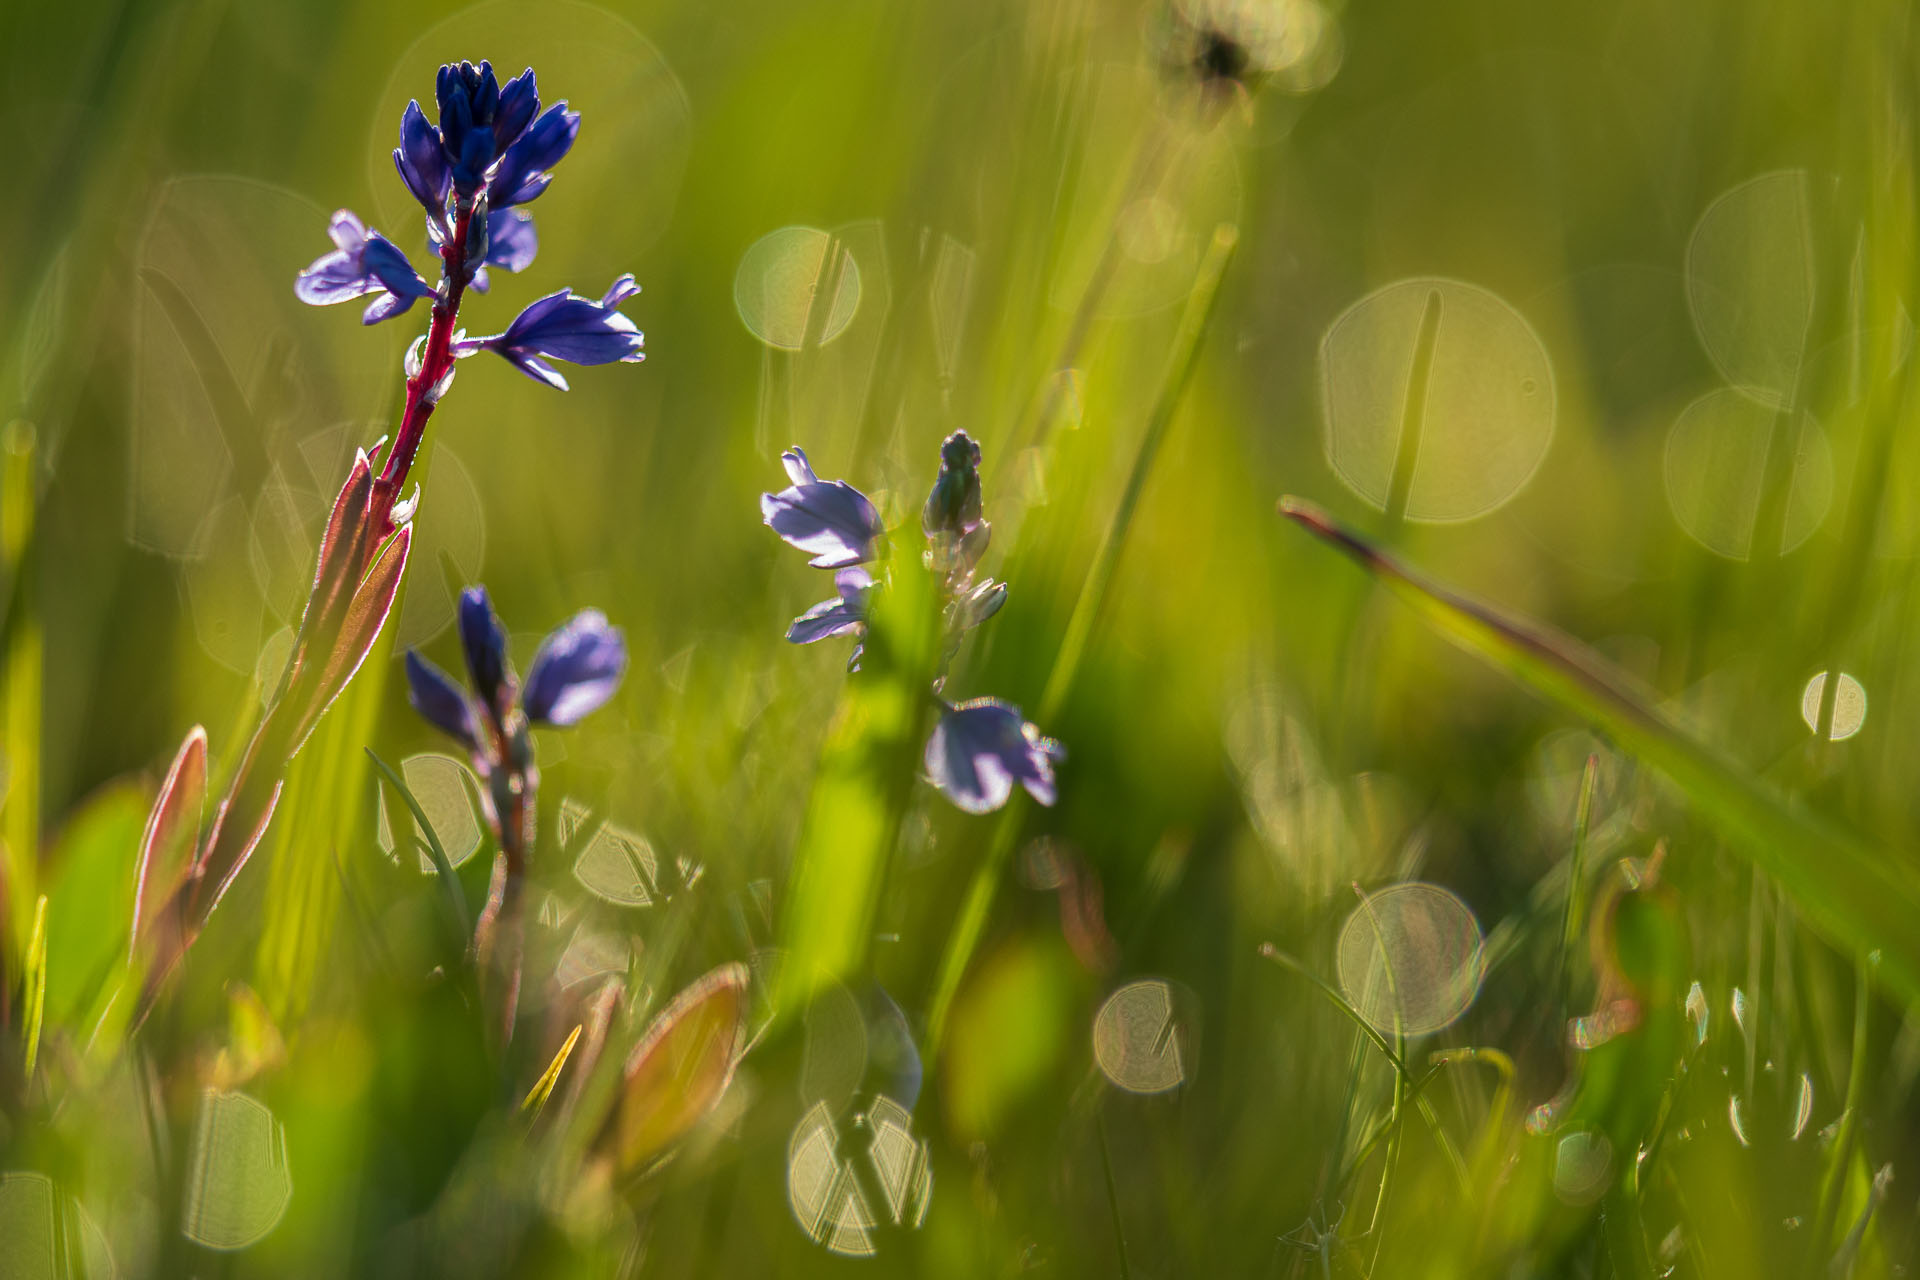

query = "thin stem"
(1097, 1105), (1134, 1280)
(1382, 288), (1442, 535)
(377, 202), (478, 510)
(1555, 753), (1599, 1020)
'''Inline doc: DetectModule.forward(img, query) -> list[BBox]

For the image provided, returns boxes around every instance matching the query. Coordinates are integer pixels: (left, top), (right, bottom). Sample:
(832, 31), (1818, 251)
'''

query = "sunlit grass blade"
(22, 893), (47, 1083)
(1278, 496), (1920, 1004)
(2, 420), (42, 964)
(366, 747), (471, 944)
(522, 1023), (584, 1122)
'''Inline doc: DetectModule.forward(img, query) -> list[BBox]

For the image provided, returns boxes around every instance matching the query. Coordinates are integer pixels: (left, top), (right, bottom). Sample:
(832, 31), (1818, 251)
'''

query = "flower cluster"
(405, 586), (627, 817)
(135, 59), (649, 1015)
(762, 433), (1063, 814)
(295, 59), (644, 387)
(405, 586), (627, 1042)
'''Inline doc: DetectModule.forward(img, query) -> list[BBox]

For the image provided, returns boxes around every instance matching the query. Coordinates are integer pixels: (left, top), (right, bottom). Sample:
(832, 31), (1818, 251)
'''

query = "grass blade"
(366, 748), (471, 944)
(23, 893), (47, 1082)
(522, 1023), (584, 1121)
(1278, 496), (1920, 1005)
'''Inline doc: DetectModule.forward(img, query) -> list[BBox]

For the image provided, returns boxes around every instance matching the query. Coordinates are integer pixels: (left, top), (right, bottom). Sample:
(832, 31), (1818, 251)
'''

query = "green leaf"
(43, 780), (149, 1032)
(1278, 496), (1920, 1005)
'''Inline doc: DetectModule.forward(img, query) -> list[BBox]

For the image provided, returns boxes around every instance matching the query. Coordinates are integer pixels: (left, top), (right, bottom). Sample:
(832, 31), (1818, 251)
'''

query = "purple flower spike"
(458, 585), (514, 727)
(404, 650), (480, 753)
(453, 275), (645, 389)
(522, 609), (628, 725)
(394, 100), (451, 229)
(787, 567), (873, 645)
(489, 103), (580, 209)
(294, 210), (436, 325)
(924, 698), (1064, 814)
(761, 447), (886, 569)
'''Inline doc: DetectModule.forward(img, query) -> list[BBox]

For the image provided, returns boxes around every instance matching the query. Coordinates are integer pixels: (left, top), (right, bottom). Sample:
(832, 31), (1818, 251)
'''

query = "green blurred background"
(3, 0), (1920, 1273)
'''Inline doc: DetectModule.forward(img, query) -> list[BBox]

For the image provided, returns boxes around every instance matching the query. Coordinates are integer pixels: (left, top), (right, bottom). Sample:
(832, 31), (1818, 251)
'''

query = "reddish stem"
(375, 203), (476, 520)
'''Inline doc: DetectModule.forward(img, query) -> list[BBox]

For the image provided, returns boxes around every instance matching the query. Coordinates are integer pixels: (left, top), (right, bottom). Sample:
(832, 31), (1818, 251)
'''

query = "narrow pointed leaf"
(195, 779), (285, 923)
(1278, 496), (1920, 1004)
(522, 1023), (583, 1120)
(22, 895), (47, 1081)
(132, 725), (207, 952)
(310, 449), (374, 601)
(291, 525), (412, 755)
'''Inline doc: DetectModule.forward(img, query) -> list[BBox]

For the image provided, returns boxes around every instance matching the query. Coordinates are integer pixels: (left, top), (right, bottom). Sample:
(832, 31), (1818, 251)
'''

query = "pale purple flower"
(787, 567), (873, 645)
(294, 210), (436, 325)
(761, 447), (886, 569)
(924, 698), (1063, 813)
(454, 275), (645, 390)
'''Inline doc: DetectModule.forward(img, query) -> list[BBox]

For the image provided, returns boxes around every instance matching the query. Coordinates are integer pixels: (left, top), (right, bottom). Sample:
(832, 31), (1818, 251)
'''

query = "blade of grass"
(22, 893), (47, 1082)
(1278, 497), (1920, 1005)
(2, 420), (42, 967)
(366, 748), (471, 945)
(927, 225), (1239, 1055)
(522, 1023), (584, 1122)
(1258, 943), (1405, 1076)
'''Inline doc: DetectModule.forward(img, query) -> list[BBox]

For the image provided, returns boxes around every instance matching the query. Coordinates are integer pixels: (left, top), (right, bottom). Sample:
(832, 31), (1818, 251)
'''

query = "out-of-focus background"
(4, 0), (1919, 1274)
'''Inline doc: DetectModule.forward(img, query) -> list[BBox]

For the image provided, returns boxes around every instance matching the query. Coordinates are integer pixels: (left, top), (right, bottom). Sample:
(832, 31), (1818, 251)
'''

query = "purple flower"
(458, 585), (515, 730)
(924, 699), (1064, 814)
(787, 567), (873, 645)
(405, 650), (481, 754)
(394, 100), (452, 232)
(761, 447), (886, 569)
(437, 62), (541, 199)
(489, 103), (580, 209)
(294, 210), (436, 325)
(453, 275), (645, 390)
(522, 609), (627, 725)
(397, 62), (572, 228)
(406, 587), (626, 754)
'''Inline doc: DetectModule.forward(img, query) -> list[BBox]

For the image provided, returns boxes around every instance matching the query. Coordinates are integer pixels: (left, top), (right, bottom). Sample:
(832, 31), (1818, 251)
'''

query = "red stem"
(375, 203), (476, 519)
